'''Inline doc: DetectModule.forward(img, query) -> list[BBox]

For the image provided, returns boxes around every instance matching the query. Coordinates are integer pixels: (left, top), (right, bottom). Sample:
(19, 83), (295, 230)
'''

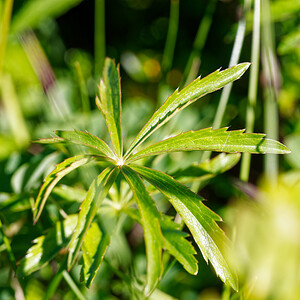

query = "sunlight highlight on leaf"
(131, 165), (238, 290)
(125, 63), (250, 158)
(96, 58), (123, 158)
(33, 155), (95, 223)
(81, 222), (110, 288)
(128, 127), (290, 162)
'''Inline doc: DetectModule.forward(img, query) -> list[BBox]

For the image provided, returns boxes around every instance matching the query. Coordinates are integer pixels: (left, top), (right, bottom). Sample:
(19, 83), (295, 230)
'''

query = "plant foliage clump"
(20, 58), (290, 297)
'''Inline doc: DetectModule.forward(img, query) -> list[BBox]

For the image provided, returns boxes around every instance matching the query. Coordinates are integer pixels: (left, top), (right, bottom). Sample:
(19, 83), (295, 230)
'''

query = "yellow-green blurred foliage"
(227, 173), (300, 299)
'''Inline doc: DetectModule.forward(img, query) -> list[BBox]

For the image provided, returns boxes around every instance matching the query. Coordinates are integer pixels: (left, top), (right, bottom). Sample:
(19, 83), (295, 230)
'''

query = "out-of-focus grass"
(226, 174), (300, 300)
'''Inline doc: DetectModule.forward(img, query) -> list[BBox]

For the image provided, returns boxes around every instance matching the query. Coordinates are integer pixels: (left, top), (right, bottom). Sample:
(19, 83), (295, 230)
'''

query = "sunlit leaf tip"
(96, 58), (123, 158)
(125, 62), (251, 158)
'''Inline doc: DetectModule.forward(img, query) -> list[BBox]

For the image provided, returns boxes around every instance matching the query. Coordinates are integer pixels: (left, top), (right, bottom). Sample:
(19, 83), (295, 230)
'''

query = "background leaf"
(34, 155), (95, 223)
(17, 215), (78, 277)
(171, 153), (241, 183)
(128, 128), (290, 162)
(125, 63), (250, 158)
(96, 58), (123, 158)
(131, 165), (238, 291)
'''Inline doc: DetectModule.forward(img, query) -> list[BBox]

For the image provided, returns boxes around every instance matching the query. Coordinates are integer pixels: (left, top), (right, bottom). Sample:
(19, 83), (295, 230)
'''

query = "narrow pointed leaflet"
(34, 155), (96, 223)
(131, 165), (238, 291)
(122, 166), (163, 296)
(36, 129), (115, 159)
(128, 128), (290, 162)
(67, 166), (119, 270)
(125, 63), (250, 158)
(96, 58), (123, 158)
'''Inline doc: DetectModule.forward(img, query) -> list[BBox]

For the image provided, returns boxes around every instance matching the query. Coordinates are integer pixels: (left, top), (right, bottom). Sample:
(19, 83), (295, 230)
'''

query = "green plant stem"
(62, 270), (87, 300)
(161, 0), (180, 75)
(103, 257), (131, 284)
(222, 283), (231, 300)
(212, 0), (250, 131)
(261, 0), (279, 183)
(200, 0), (250, 167)
(192, 0), (250, 193)
(0, 217), (25, 294)
(0, 0), (13, 76)
(1, 74), (30, 147)
(0, 218), (17, 272)
(158, 0), (179, 105)
(43, 257), (68, 300)
(94, 0), (106, 78)
(240, 0), (261, 182)
(182, 0), (217, 87)
(74, 61), (91, 113)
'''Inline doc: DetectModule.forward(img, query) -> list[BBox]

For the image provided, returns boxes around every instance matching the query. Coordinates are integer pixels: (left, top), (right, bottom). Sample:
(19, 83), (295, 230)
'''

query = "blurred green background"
(0, 0), (300, 299)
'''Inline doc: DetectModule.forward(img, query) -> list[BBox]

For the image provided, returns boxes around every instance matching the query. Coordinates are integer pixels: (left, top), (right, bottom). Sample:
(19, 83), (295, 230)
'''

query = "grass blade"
(96, 58), (123, 158)
(125, 63), (250, 158)
(34, 155), (96, 223)
(0, 0), (13, 74)
(161, 0), (179, 75)
(94, 0), (106, 77)
(182, 0), (217, 86)
(67, 166), (119, 270)
(131, 165), (238, 290)
(122, 166), (163, 296)
(128, 128), (290, 162)
(240, 0), (261, 182)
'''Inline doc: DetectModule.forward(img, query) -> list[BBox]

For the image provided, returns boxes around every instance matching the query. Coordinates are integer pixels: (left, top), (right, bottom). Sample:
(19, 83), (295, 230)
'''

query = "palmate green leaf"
(131, 165), (238, 291)
(17, 215), (78, 277)
(125, 63), (250, 158)
(96, 58), (123, 158)
(171, 153), (241, 181)
(124, 208), (198, 275)
(81, 222), (110, 288)
(37, 129), (115, 159)
(122, 166), (163, 296)
(33, 155), (96, 223)
(128, 128), (290, 162)
(67, 166), (119, 270)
